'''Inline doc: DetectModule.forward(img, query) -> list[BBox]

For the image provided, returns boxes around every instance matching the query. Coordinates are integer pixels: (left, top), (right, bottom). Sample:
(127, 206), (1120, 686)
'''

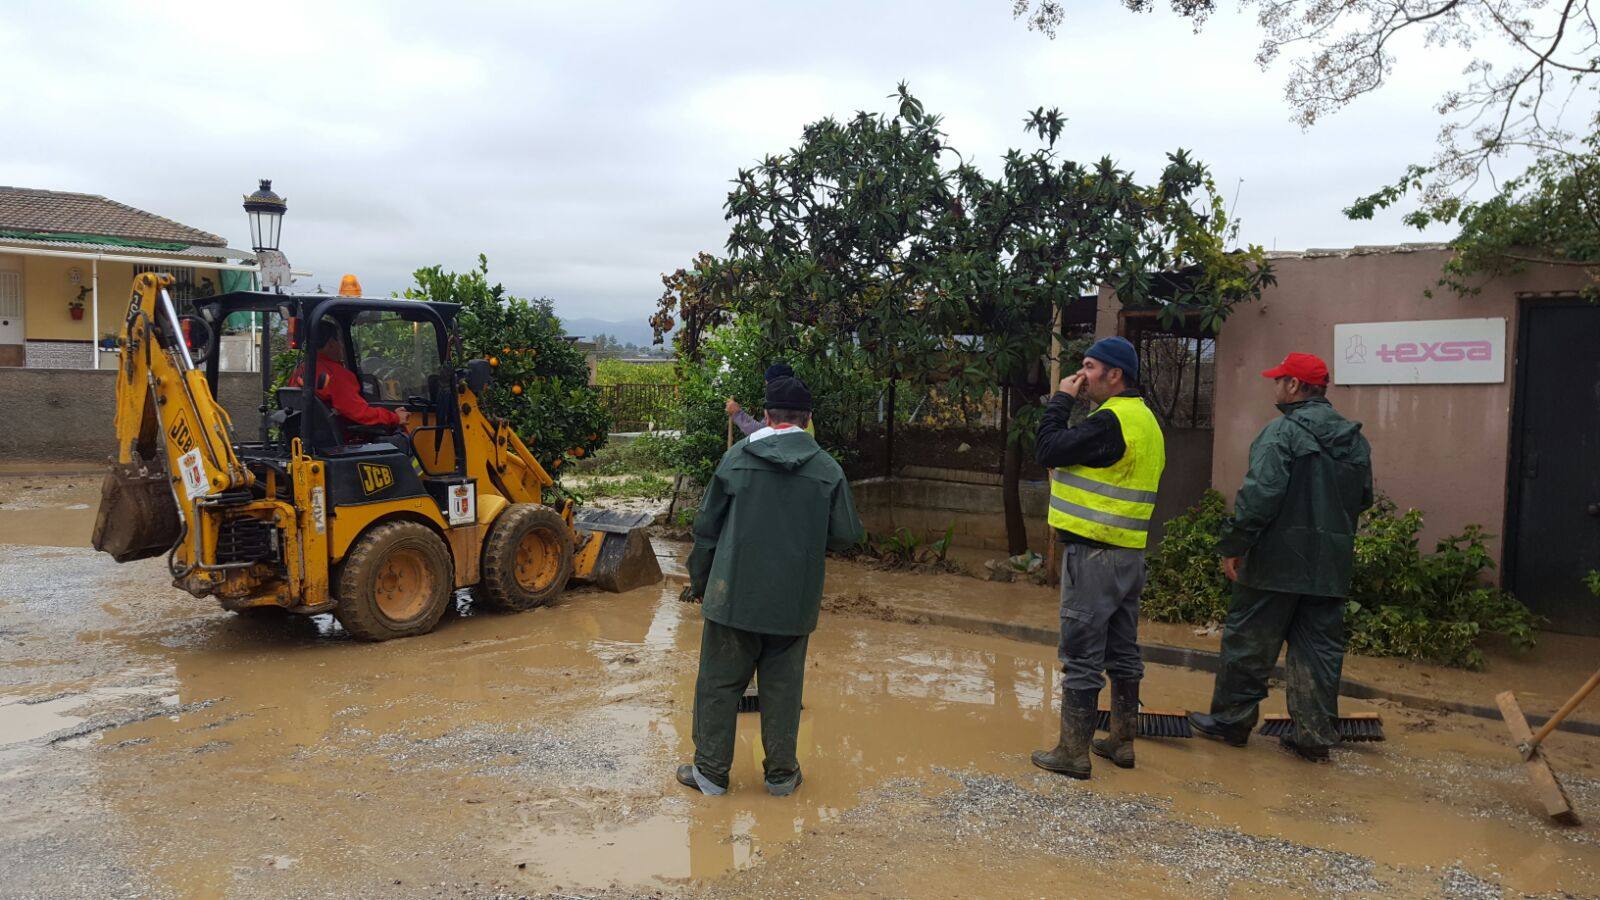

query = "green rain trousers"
(692, 620), (809, 789)
(1207, 584), (1346, 751)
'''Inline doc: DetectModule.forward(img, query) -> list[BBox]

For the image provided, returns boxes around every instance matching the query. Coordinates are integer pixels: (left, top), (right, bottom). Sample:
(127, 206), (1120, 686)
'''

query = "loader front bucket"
(571, 509), (662, 593)
(91, 461), (181, 563)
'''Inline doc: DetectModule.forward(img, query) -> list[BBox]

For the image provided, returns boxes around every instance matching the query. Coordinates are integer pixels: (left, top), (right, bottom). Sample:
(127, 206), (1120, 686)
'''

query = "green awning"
(0, 229), (190, 251)
(219, 269), (256, 293)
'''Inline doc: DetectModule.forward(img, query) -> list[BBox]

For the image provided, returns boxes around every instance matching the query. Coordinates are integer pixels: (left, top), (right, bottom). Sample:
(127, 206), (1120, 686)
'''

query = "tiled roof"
(0, 186), (227, 247)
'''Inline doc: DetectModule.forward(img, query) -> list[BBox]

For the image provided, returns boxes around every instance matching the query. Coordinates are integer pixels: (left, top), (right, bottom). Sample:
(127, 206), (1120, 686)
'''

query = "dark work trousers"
(1208, 584), (1346, 751)
(1058, 543), (1148, 694)
(692, 619), (809, 789)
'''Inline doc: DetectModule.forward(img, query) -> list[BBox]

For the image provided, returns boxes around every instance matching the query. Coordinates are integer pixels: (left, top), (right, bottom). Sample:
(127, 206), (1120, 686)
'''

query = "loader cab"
(190, 291), (467, 503)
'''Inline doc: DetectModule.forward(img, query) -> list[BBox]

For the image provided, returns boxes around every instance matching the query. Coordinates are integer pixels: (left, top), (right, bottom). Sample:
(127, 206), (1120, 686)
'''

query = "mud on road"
(2, 475), (1600, 899)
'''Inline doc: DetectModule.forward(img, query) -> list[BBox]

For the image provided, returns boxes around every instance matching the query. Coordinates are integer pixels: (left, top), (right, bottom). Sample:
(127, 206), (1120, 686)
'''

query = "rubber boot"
(1032, 688), (1099, 779)
(1186, 711), (1250, 747)
(1092, 679), (1139, 769)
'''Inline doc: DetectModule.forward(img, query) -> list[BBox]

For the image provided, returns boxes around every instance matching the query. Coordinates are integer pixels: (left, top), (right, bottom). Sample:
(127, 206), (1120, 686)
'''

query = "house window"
(132, 264), (218, 308)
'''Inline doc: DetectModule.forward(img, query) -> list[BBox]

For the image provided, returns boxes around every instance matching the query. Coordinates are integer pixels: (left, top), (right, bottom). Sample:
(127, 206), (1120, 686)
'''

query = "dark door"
(1508, 302), (1600, 635)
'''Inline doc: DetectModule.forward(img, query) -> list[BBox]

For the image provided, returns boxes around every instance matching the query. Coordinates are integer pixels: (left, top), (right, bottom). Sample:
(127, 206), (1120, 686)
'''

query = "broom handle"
(1529, 666), (1600, 751)
(727, 413), (734, 450)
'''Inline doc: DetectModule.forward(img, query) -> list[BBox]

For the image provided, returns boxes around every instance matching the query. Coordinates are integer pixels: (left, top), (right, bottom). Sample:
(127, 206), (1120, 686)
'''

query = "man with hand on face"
(1188, 352), (1372, 762)
(1030, 336), (1166, 780)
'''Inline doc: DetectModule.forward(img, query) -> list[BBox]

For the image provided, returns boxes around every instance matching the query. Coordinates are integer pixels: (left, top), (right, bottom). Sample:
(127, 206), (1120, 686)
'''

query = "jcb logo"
(168, 416), (196, 454)
(359, 463), (394, 495)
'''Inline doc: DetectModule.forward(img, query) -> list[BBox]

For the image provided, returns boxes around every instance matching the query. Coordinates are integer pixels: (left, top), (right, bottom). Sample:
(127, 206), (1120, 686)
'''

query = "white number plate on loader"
(179, 449), (209, 500)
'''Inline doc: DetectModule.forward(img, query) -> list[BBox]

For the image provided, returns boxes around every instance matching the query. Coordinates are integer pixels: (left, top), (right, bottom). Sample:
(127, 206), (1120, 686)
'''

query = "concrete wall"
(851, 473), (1055, 553)
(1205, 247), (1591, 561)
(0, 367), (264, 462)
(851, 427), (1212, 556)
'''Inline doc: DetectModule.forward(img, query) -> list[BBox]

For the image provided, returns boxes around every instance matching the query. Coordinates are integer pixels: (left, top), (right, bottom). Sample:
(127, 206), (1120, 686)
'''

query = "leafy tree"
(1013, 0), (1600, 301)
(403, 255), (609, 482)
(934, 106), (1273, 551)
(661, 86), (1272, 553)
(1348, 127), (1600, 297)
(1011, 0), (1599, 203)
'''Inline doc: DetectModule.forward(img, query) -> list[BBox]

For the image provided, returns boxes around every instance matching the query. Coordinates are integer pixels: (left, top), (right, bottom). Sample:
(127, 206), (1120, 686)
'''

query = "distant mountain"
(558, 317), (665, 349)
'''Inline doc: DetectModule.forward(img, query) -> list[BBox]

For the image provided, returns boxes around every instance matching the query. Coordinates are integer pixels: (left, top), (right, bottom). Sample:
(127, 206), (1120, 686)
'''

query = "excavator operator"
(290, 319), (410, 434)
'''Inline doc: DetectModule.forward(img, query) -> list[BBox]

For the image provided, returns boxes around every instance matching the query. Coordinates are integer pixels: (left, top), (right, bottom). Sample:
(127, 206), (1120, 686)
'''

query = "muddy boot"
(1187, 711), (1250, 747)
(675, 764), (727, 796)
(1278, 735), (1331, 763)
(765, 769), (803, 797)
(1032, 688), (1098, 779)
(1092, 679), (1139, 769)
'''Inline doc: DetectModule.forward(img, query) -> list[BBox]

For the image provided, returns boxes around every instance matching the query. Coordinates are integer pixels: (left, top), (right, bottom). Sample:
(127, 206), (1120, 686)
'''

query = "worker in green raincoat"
(678, 376), (863, 796)
(1188, 353), (1373, 762)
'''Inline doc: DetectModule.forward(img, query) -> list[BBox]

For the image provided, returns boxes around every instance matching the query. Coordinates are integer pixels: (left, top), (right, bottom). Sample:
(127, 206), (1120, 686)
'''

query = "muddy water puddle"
(3, 543), (1600, 897)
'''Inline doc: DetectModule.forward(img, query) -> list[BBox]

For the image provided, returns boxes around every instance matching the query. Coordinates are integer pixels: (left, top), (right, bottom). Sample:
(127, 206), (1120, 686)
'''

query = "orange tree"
(403, 255), (608, 483)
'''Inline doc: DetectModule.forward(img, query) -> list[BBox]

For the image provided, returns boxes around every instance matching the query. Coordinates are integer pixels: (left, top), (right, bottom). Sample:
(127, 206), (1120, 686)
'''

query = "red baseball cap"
(1261, 352), (1329, 386)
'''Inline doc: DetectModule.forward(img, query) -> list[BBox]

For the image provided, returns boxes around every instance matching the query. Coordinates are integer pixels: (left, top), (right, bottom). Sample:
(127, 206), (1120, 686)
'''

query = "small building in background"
(1098, 243), (1599, 635)
(0, 187), (257, 369)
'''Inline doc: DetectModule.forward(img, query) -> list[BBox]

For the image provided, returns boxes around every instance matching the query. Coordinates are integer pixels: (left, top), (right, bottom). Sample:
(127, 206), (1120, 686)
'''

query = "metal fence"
(596, 382), (679, 431)
(1126, 322), (1216, 429)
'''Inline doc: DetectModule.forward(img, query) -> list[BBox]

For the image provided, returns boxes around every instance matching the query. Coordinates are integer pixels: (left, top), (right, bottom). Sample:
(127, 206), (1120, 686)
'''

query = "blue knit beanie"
(764, 362), (795, 383)
(1085, 336), (1139, 384)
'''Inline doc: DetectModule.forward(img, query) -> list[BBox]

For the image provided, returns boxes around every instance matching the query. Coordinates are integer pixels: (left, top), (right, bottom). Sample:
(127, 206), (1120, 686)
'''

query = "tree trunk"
(1001, 383), (1029, 556)
(884, 377), (897, 478)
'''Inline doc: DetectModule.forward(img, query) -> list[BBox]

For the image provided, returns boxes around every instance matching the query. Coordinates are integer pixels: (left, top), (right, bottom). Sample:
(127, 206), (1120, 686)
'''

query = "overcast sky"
(2, 1), (1476, 326)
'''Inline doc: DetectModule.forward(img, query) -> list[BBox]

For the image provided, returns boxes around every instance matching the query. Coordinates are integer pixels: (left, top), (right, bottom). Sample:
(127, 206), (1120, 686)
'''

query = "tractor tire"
(479, 504), (573, 612)
(334, 521), (454, 641)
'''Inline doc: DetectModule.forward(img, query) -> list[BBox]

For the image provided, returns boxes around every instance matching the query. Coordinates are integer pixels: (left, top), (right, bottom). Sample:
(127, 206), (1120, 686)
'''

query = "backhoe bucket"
(572, 509), (662, 593)
(92, 462), (181, 563)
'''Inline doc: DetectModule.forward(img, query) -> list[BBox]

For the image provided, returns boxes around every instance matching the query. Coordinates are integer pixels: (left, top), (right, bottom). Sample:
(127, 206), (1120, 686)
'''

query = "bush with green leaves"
(1142, 490), (1232, 625)
(594, 359), (677, 386)
(667, 315), (885, 485)
(1142, 491), (1542, 669)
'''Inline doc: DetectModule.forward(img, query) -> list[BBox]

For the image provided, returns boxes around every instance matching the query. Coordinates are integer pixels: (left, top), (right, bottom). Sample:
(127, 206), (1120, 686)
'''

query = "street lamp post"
(243, 179), (290, 289)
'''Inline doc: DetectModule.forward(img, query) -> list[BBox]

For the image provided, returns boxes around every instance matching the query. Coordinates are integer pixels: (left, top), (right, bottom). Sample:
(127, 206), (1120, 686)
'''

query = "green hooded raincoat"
(688, 429), (864, 635)
(1215, 397), (1374, 598)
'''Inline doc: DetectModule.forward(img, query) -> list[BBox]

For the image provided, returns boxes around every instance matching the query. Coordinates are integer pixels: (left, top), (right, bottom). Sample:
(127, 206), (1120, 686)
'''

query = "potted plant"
(68, 286), (89, 321)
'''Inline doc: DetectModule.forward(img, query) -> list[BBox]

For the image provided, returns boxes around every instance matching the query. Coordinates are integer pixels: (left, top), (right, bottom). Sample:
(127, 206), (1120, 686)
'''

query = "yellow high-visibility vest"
(1047, 395), (1166, 549)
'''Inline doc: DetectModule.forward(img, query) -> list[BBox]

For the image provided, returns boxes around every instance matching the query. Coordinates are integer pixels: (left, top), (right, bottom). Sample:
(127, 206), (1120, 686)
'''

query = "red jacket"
(290, 351), (400, 428)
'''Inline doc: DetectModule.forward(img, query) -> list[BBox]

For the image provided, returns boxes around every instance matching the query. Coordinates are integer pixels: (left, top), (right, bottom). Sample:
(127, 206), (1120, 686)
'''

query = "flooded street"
(4, 476), (1600, 898)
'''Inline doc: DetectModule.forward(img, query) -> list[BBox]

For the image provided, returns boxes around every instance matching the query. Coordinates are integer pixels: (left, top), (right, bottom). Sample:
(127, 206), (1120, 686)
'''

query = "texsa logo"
(1375, 340), (1493, 364)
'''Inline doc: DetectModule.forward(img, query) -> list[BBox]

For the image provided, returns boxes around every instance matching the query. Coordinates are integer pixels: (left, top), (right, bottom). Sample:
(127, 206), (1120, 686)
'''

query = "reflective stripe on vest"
(1047, 395), (1167, 549)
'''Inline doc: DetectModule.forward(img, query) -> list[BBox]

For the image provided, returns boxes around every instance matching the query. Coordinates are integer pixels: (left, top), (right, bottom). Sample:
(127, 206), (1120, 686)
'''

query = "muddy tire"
(479, 504), (573, 612)
(334, 521), (454, 641)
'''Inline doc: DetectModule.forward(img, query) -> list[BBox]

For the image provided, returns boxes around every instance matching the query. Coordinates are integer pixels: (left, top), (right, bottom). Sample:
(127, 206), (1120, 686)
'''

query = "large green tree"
(659, 87), (1273, 552)
(933, 107), (1273, 551)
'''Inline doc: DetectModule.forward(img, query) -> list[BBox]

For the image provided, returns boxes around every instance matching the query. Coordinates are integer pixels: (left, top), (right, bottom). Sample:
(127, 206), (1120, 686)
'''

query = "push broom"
(1095, 706), (1194, 738)
(1258, 711), (1386, 742)
(1496, 665), (1600, 826)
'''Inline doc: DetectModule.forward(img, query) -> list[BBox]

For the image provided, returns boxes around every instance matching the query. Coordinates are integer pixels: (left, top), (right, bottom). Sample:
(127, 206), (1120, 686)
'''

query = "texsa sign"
(1333, 318), (1506, 385)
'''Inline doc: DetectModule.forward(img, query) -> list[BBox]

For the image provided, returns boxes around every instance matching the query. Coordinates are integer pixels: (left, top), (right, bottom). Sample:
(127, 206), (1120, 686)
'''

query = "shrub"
(1142, 490), (1231, 625)
(594, 359), (678, 386)
(1142, 492), (1542, 669)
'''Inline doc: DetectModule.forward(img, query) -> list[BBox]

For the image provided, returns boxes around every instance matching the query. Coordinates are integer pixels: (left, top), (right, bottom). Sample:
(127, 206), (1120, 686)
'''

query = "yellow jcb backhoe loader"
(91, 272), (661, 641)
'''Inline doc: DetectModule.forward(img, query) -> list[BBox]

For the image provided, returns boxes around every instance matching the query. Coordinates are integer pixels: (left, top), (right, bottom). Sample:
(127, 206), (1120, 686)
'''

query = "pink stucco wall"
(1098, 246), (1590, 567)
